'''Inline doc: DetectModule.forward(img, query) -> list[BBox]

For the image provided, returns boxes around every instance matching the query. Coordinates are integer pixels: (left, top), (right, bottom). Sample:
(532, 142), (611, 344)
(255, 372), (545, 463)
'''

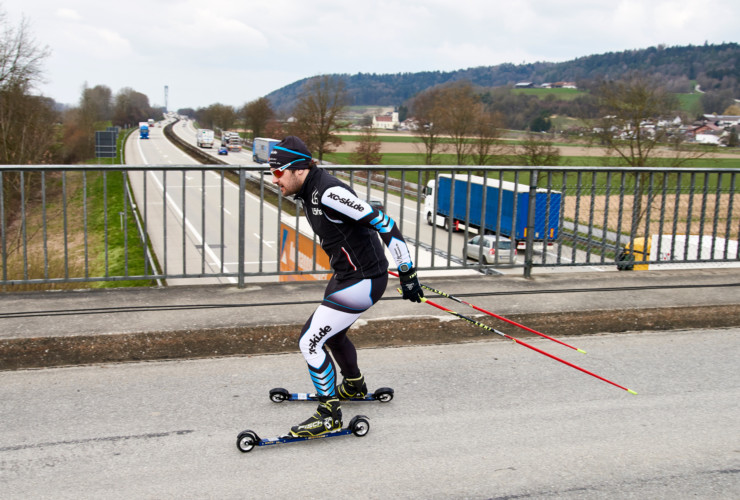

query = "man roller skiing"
(269, 136), (423, 437)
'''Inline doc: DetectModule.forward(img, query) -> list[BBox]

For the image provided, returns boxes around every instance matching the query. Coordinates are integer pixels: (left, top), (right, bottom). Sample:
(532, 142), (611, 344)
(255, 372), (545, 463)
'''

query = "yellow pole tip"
(628, 389), (638, 395)
(577, 349), (587, 354)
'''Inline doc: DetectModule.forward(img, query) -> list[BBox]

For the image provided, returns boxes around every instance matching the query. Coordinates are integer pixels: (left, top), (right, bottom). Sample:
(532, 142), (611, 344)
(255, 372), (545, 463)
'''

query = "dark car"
(218, 146), (228, 155)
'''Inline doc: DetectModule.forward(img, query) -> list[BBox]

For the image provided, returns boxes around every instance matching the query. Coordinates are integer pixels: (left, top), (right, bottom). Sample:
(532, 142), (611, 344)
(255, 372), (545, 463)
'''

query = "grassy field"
(1, 128), (156, 291)
(676, 92), (703, 113)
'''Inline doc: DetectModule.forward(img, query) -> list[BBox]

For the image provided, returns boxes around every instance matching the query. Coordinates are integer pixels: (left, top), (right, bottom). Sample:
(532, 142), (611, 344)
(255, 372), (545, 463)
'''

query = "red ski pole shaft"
(411, 291), (637, 395)
(388, 270), (586, 353)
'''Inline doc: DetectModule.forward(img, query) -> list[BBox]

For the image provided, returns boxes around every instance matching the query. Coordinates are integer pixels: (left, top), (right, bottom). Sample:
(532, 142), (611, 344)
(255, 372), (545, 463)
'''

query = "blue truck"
(252, 137), (280, 163)
(139, 122), (149, 139)
(424, 174), (561, 244)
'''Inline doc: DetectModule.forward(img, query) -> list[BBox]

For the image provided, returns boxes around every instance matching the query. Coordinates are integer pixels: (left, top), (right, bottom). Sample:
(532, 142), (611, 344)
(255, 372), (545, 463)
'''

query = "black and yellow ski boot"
(337, 374), (368, 399)
(289, 397), (342, 437)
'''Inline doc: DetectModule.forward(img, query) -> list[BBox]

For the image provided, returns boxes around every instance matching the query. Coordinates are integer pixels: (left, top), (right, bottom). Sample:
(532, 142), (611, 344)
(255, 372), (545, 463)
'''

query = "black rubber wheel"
(426, 212), (433, 226)
(373, 387), (394, 403)
(237, 430), (259, 453)
(350, 416), (370, 437)
(269, 388), (290, 403)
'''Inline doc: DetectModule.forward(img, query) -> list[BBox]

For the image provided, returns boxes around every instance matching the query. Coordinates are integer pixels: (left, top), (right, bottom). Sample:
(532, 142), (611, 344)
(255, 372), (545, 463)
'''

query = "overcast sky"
(5, 0), (739, 110)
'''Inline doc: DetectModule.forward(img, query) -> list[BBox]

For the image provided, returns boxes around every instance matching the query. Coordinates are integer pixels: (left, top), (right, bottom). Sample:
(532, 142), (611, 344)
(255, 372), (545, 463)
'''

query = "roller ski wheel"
(236, 430), (259, 453)
(236, 415), (370, 453)
(268, 387), (393, 403)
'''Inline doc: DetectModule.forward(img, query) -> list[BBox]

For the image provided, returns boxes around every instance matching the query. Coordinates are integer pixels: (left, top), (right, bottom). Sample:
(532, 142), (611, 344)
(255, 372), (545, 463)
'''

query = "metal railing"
(1, 164), (739, 288)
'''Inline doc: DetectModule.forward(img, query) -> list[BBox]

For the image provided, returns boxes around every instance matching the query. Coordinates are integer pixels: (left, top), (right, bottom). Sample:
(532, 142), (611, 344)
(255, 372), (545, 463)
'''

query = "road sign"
(95, 131), (117, 158)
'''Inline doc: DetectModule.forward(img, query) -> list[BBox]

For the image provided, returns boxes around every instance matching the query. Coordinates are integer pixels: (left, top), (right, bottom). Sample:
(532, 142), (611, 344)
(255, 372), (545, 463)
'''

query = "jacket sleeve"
(320, 185), (414, 268)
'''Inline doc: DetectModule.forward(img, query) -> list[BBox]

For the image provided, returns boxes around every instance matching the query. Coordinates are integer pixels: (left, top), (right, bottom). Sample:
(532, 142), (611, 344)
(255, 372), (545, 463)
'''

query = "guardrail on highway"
(1, 152), (739, 288)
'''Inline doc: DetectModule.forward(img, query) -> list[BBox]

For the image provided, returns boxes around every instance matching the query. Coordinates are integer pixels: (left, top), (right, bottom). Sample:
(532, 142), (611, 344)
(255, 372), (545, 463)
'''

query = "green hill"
(266, 42), (739, 113)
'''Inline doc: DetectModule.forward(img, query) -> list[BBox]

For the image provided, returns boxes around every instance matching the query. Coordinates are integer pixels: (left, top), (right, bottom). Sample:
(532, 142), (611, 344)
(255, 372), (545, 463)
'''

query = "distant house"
(690, 121), (723, 144)
(372, 112), (399, 130)
(552, 81), (577, 89)
(400, 118), (419, 131)
(702, 114), (740, 127)
(692, 122), (722, 135)
(514, 82), (534, 88)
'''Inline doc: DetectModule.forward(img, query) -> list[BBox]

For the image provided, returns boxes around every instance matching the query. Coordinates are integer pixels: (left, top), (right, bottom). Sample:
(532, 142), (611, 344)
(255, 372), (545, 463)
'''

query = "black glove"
(398, 264), (424, 303)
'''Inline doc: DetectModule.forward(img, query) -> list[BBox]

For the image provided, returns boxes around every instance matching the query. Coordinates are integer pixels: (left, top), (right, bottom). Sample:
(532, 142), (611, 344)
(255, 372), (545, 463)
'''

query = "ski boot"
(337, 374), (368, 400)
(290, 397), (342, 437)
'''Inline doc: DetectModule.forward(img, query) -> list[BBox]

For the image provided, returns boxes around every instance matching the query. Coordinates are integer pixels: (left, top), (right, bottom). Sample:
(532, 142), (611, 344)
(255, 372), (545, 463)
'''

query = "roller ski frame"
(236, 415), (370, 453)
(269, 387), (394, 403)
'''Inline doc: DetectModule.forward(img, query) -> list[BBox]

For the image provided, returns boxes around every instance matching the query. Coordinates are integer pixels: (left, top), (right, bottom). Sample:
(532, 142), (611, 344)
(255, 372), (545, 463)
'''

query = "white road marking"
(139, 141), (237, 284)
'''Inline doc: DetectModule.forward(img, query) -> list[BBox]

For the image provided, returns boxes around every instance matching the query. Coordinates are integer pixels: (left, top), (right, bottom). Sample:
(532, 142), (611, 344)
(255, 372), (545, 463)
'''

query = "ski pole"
(400, 289), (637, 395)
(388, 270), (586, 354)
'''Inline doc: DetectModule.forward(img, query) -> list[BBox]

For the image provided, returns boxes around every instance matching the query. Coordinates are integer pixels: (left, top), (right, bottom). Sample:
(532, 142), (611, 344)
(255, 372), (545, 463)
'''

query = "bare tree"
(80, 84), (113, 124)
(289, 75), (348, 162)
(593, 73), (705, 234)
(194, 103), (237, 132)
(438, 82), (478, 165)
(0, 83), (57, 164)
(469, 104), (505, 167)
(0, 8), (54, 165)
(0, 11), (49, 90)
(0, 8), (56, 259)
(410, 86), (446, 166)
(515, 133), (561, 166)
(348, 127), (382, 165)
(113, 87), (153, 128)
(241, 97), (274, 141)
(593, 73), (693, 167)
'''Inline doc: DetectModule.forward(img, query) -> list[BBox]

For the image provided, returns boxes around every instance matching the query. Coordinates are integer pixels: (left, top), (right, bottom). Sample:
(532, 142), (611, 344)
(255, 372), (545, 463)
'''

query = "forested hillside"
(266, 43), (739, 113)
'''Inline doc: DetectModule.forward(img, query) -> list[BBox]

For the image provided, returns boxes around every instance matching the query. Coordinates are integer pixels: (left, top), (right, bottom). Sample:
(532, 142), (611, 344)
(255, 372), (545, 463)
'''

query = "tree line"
(183, 65), (739, 172)
(265, 42), (740, 113)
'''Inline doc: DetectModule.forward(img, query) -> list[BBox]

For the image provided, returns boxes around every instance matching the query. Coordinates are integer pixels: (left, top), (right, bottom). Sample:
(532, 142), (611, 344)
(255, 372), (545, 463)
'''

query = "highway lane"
(172, 121), (478, 274)
(1, 327), (737, 498)
(125, 121), (281, 284)
(170, 121), (615, 276)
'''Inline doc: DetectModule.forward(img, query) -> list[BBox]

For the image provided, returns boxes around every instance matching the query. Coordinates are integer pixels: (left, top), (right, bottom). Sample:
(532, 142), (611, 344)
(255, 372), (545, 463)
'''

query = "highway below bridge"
(129, 118), (614, 284)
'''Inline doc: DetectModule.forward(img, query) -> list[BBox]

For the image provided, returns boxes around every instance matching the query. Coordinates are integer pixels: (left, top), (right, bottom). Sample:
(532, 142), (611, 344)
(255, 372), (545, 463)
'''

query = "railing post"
(238, 168), (246, 288)
(524, 169), (539, 278)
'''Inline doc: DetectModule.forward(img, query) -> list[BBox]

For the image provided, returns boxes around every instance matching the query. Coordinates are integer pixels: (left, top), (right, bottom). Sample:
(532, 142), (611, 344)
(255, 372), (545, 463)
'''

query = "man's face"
(271, 168), (305, 196)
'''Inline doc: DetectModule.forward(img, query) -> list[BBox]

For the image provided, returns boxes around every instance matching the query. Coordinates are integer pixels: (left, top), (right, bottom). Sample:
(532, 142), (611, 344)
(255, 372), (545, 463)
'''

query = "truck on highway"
(139, 122), (149, 139)
(252, 137), (280, 163)
(222, 132), (243, 152)
(196, 129), (214, 148)
(424, 174), (561, 245)
(617, 234), (740, 271)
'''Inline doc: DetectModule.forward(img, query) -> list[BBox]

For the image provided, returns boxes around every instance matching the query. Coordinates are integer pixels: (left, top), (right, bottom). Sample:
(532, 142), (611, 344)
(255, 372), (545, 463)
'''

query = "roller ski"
(269, 387), (393, 403)
(270, 374), (394, 403)
(236, 414), (370, 452)
(237, 396), (370, 453)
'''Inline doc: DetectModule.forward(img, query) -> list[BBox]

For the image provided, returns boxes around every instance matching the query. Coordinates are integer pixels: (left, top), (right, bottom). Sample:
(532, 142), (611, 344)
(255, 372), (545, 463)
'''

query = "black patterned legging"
(298, 273), (388, 396)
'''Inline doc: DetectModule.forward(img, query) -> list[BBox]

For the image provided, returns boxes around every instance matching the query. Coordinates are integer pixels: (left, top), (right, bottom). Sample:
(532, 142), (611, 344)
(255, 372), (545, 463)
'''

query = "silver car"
(465, 235), (517, 264)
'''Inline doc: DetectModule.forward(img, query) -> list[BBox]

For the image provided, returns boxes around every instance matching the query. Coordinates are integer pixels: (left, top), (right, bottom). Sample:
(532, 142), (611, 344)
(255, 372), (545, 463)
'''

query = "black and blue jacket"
(294, 167), (412, 280)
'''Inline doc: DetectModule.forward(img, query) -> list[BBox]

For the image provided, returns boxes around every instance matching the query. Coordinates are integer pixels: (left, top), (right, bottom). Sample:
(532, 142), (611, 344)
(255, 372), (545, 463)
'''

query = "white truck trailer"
(252, 137), (280, 163)
(196, 129), (214, 148)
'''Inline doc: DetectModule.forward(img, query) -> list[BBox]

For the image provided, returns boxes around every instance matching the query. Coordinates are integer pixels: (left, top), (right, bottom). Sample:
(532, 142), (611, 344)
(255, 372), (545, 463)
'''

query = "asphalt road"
(1, 328), (737, 499)
(126, 122), (284, 285)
